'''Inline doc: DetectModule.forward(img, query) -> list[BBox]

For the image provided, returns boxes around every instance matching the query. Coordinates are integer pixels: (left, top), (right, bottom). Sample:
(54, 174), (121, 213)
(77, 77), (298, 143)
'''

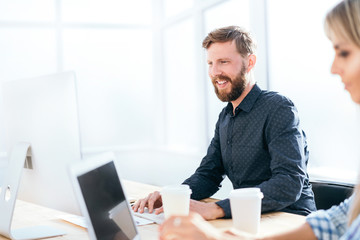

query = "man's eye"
(220, 61), (228, 64)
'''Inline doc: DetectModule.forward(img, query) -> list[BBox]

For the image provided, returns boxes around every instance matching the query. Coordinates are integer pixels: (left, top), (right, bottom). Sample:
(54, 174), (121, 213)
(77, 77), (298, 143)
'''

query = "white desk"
(2, 180), (306, 240)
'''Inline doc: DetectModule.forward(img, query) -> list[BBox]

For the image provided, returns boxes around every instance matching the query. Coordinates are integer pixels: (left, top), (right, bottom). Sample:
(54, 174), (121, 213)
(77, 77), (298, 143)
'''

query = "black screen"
(77, 161), (137, 240)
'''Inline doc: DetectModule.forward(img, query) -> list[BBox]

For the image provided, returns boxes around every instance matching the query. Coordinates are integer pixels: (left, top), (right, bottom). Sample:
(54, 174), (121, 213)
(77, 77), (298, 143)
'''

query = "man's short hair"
(202, 26), (256, 57)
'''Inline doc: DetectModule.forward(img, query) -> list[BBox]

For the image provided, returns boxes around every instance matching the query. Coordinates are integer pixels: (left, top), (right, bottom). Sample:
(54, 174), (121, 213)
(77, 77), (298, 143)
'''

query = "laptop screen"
(77, 161), (137, 240)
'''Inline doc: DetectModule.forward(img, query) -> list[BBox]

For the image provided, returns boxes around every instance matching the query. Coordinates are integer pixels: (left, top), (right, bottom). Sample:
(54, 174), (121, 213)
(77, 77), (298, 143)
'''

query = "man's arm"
(259, 100), (309, 212)
(134, 112), (227, 216)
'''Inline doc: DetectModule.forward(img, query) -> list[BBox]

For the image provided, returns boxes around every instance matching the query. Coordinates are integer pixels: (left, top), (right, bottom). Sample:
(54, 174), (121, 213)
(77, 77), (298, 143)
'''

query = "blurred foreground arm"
(159, 213), (249, 240)
(159, 213), (317, 240)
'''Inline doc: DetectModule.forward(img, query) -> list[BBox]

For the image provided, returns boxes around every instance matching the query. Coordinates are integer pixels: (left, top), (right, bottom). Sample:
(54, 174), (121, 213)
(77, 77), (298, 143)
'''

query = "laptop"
(68, 152), (140, 240)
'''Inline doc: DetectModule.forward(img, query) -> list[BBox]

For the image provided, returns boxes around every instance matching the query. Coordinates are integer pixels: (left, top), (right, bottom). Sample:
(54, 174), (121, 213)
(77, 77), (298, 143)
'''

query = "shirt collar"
(225, 84), (262, 115)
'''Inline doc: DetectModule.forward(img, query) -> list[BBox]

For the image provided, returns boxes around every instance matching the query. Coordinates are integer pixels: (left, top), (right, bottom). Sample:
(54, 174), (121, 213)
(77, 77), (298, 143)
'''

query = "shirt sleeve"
(215, 198), (231, 218)
(307, 197), (352, 240)
(258, 99), (310, 212)
(340, 209), (360, 240)
(182, 113), (225, 200)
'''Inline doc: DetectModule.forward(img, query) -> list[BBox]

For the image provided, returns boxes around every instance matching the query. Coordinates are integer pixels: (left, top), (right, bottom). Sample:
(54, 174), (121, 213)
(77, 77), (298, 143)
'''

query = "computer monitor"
(2, 71), (82, 215)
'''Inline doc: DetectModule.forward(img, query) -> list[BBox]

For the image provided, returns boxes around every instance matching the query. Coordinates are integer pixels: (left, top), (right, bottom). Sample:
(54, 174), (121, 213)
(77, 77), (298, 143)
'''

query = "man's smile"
(216, 80), (229, 89)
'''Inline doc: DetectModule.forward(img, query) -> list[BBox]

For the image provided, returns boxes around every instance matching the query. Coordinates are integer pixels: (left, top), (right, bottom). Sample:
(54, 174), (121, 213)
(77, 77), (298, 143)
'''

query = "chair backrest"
(311, 180), (354, 210)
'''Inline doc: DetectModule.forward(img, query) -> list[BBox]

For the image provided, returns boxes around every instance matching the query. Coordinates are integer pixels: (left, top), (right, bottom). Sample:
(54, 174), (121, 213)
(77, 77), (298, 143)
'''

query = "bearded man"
(133, 26), (316, 219)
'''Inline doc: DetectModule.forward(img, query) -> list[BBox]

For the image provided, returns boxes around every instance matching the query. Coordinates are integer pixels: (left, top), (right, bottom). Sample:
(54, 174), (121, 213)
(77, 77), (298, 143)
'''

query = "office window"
(0, 28), (57, 82)
(267, 0), (360, 182)
(163, 19), (202, 152)
(0, 0), (154, 156)
(163, 0), (193, 19)
(63, 28), (154, 149)
(61, 0), (152, 25)
(0, 0), (55, 22)
(204, 0), (250, 30)
(0, 28), (57, 154)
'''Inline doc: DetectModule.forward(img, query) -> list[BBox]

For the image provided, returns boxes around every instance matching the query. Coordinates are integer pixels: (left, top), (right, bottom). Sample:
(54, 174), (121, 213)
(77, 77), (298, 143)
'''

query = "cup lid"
(160, 184), (192, 195)
(230, 188), (263, 198)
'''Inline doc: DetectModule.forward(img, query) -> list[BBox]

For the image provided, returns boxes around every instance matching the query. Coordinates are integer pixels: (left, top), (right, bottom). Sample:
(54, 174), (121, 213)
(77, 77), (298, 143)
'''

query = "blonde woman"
(159, 0), (360, 239)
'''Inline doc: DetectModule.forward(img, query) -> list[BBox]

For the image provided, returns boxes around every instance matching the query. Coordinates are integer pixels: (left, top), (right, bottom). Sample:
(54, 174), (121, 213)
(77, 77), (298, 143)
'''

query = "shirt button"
(227, 140), (230, 145)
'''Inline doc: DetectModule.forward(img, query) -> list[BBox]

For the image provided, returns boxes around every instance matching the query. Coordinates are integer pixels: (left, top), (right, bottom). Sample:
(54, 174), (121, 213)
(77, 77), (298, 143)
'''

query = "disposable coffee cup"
(229, 188), (263, 234)
(160, 185), (192, 219)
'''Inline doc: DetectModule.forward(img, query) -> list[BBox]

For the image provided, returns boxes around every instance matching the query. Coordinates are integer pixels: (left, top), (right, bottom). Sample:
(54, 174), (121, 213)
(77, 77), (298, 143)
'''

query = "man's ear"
(247, 54), (256, 72)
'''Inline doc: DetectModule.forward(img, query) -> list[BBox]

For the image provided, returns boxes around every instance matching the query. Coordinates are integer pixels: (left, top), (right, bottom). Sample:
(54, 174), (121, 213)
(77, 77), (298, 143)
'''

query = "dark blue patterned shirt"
(183, 84), (316, 218)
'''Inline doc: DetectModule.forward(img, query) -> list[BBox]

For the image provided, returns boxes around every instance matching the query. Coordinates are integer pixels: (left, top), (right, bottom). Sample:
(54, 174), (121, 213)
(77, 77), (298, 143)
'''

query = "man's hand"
(190, 200), (225, 220)
(132, 191), (163, 214)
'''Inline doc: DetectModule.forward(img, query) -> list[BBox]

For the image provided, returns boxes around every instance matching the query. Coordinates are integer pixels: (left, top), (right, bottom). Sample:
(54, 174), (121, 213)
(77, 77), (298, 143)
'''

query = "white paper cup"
(160, 185), (192, 219)
(229, 188), (263, 234)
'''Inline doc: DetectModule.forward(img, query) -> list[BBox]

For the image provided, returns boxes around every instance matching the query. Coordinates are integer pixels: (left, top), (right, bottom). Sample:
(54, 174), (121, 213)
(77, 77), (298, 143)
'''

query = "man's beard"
(212, 66), (247, 102)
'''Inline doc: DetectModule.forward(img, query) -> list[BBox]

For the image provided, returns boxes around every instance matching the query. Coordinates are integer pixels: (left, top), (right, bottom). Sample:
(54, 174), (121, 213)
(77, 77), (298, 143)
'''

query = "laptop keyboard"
(132, 208), (164, 224)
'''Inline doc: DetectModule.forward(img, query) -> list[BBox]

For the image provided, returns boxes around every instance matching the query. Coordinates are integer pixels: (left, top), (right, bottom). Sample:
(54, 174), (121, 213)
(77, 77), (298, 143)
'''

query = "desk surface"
(3, 180), (306, 240)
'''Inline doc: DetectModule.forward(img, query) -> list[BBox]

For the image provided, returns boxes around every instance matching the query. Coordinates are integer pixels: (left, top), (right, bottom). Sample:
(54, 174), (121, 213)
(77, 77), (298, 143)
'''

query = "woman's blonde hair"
(325, 0), (360, 47)
(325, 0), (360, 225)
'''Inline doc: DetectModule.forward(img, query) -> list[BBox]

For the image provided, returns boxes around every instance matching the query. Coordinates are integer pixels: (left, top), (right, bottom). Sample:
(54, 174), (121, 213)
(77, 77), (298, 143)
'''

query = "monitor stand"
(0, 142), (66, 240)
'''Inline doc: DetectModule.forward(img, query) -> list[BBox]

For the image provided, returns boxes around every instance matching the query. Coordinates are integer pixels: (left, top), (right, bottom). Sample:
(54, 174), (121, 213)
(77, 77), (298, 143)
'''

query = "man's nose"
(209, 64), (223, 78)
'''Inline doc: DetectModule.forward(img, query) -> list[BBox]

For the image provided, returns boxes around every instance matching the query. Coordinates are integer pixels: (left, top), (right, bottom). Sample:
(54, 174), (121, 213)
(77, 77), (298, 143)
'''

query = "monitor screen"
(2, 71), (82, 214)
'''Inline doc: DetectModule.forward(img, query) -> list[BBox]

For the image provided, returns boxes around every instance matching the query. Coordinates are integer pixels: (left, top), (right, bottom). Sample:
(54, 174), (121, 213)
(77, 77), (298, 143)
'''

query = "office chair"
(310, 180), (355, 210)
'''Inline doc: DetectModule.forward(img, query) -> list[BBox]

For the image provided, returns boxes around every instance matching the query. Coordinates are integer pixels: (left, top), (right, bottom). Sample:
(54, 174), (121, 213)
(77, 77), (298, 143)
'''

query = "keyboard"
(132, 208), (164, 224)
